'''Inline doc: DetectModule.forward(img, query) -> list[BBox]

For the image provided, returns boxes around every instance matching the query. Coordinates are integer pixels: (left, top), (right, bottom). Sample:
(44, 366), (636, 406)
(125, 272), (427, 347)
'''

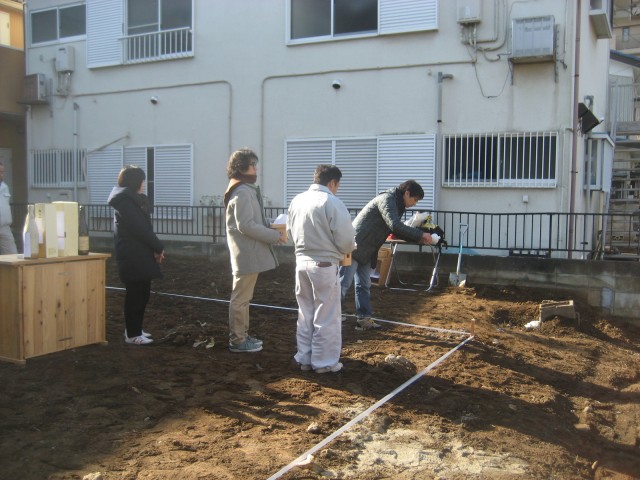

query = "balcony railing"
(9, 204), (639, 259)
(124, 27), (193, 64)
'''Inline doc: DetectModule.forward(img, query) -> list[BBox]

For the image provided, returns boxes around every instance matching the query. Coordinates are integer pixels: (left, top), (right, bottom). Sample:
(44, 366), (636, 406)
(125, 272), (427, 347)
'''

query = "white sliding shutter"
(123, 146), (147, 174)
(379, 0), (438, 35)
(154, 144), (193, 205)
(87, 146), (123, 204)
(378, 135), (436, 210)
(87, 0), (123, 68)
(285, 140), (332, 206)
(334, 139), (377, 209)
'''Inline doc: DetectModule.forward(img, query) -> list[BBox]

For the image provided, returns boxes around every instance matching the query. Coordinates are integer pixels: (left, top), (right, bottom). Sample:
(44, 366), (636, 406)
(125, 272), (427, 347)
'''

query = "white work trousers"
(0, 225), (17, 254)
(294, 261), (342, 370)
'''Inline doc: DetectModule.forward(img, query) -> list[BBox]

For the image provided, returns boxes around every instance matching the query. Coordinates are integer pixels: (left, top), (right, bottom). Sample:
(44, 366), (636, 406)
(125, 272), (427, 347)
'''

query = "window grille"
(30, 149), (87, 188)
(443, 131), (558, 188)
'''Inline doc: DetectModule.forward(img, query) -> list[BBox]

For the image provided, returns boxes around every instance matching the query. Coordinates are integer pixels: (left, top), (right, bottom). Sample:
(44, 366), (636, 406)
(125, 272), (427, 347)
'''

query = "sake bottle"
(78, 205), (90, 255)
(23, 204), (39, 259)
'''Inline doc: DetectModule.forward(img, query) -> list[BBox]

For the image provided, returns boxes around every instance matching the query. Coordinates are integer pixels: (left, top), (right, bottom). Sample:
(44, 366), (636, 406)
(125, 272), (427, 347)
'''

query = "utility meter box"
(55, 46), (75, 72)
(457, 0), (482, 24)
(510, 16), (555, 64)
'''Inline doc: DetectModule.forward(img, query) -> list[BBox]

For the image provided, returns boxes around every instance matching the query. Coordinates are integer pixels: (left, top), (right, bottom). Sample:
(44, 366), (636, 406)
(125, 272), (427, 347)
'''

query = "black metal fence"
(10, 203), (640, 258)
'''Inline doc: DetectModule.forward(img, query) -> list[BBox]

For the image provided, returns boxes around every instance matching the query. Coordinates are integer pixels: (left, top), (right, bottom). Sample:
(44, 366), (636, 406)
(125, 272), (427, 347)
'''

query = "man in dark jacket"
(108, 166), (165, 345)
(340, 180), (433, 329)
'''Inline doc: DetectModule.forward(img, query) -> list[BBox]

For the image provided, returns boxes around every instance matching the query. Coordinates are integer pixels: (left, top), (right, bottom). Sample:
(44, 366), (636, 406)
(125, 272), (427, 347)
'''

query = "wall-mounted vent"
(21, 74), (49, 105)
(510, 16), (555, 64)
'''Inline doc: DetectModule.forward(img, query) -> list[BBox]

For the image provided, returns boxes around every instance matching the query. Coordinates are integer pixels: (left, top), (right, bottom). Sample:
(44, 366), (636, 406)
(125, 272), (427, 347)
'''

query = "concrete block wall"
(394, 251), (640, 321)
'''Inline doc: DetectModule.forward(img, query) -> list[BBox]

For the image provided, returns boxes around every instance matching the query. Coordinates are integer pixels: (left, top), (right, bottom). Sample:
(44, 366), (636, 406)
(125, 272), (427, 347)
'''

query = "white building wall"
(23, 0), (611, 222)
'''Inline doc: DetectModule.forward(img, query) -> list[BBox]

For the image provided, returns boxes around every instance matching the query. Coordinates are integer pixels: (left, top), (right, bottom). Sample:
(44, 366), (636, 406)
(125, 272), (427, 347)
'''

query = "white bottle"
(23, 204), (40, 259)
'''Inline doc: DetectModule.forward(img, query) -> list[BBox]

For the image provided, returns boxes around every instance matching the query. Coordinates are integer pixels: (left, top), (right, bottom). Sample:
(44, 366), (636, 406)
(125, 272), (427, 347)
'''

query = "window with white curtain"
(285, 135), (436, 210)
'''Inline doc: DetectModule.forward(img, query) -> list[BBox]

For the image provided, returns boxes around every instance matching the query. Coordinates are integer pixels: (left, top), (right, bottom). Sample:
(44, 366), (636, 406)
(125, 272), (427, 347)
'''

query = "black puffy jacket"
(107, 186), (164, 283)
(352, 188), (424, 267)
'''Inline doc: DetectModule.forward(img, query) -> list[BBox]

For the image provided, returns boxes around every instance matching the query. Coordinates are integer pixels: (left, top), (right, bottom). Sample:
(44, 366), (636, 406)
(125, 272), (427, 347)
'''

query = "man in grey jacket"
(224, 148), (285, 353)
(0, 162), (18, 255)
(288, 165), (355, 373)
(340, 180), (433, 329)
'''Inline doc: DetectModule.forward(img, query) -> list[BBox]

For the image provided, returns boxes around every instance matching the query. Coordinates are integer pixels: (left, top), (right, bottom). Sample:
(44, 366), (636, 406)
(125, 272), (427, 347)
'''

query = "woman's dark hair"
(314, 164), (342, 186)
(226, 148), (258, 179)
(398, 180), (424, 200)
(118, 165), (146, 190)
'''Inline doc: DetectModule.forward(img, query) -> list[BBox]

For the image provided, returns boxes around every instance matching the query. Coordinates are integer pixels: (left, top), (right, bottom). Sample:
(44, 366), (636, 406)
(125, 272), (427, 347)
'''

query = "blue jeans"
(339, 258), (372, 319)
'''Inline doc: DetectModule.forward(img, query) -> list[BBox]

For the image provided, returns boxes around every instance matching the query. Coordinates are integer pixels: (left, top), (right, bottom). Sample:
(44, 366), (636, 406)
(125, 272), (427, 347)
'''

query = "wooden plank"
(23, 263), (64, 358)
(0, 264), (22, 361)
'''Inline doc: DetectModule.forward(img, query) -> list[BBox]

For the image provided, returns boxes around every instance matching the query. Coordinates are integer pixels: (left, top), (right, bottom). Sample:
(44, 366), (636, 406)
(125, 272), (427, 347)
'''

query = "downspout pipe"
(568, 0), (581, 258)
(436, 72), (453, 209)
(437, 72), (454, 124)
(73, 102), (79, 201)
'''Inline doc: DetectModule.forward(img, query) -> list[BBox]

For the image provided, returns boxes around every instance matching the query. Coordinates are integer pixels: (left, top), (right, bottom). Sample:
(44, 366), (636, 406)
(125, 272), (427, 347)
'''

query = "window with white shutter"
(87, 0), (123, 68)
(285, 135), (435, 210)
(334, 138), (377, 208)
(87, 146), (123, 204)
(379, 0), (438, 35)
(88, 144), (192, 215)
(285, 140), (333, 205)
(287, 0), (437, 43)
(378, 135), (436, 210)
(154, 144), (193, 206)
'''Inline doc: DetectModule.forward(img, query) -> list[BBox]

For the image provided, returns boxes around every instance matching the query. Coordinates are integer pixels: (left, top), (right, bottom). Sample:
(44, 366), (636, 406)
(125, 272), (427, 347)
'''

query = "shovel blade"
(449, 273), (467, 287)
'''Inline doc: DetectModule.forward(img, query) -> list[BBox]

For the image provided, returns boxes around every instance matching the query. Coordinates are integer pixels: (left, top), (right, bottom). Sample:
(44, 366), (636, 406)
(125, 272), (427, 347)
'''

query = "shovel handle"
(456, 224), (468, 276)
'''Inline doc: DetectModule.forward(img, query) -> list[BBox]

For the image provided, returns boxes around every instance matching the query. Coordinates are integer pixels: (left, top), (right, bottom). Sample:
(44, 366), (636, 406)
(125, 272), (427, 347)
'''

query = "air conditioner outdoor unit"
(21, 73), (49, 105)
(510, 16), (555, 64)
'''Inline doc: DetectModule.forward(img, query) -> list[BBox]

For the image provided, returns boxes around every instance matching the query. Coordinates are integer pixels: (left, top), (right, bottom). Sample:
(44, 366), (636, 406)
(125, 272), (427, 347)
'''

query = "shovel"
(449, 224), (468, 287)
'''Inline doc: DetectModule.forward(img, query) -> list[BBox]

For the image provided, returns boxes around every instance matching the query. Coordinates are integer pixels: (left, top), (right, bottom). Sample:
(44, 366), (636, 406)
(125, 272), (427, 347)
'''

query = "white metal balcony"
(123, 27), (193, 64)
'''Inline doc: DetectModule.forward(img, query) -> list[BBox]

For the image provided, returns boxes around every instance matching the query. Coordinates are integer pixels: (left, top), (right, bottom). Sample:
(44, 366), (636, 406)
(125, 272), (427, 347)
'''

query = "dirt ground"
(1, 252), (639, 480)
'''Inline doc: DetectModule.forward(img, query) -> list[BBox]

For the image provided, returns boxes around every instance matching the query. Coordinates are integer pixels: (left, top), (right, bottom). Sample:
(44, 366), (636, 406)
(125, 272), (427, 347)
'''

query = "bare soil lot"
(0, 253), (639, 479)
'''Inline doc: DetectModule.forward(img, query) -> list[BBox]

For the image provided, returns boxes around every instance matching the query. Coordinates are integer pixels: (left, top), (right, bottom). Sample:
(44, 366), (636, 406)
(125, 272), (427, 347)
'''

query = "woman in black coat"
(108, 166), (165, 345)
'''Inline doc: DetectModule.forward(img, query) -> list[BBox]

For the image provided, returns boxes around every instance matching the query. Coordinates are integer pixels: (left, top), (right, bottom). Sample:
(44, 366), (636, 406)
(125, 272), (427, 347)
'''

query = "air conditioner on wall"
(510, 16), (556, 64)
(21, 73), (49, 105)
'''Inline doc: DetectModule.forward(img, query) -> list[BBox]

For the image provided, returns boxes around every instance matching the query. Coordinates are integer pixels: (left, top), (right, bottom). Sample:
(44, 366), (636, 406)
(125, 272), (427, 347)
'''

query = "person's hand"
(421, 232), (433, 245)
(155, 251), (165, 264)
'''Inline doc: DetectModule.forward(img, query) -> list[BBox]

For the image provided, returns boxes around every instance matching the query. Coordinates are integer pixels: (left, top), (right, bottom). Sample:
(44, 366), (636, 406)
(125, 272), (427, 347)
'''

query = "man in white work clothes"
(287, 164), (356, 374)
(0, 162), (18, 254)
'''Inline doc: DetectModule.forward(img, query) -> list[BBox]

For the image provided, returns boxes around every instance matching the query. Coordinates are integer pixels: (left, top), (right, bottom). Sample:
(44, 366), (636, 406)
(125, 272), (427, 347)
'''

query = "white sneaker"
(315, 362), (343, 374)
(125, 329), (152, 339)
(125, 335), (153, 345)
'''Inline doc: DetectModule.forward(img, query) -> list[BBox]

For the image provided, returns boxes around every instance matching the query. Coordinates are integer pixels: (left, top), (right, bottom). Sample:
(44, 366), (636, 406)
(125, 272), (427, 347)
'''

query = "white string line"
(106, 286), (471, 336)
(266, 334), (475, 480)
(106, 285), (474, 477)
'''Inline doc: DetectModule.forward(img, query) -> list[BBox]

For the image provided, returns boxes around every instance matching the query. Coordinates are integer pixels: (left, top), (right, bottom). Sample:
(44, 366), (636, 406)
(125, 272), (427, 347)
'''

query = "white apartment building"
(21, 0), (613, 254)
